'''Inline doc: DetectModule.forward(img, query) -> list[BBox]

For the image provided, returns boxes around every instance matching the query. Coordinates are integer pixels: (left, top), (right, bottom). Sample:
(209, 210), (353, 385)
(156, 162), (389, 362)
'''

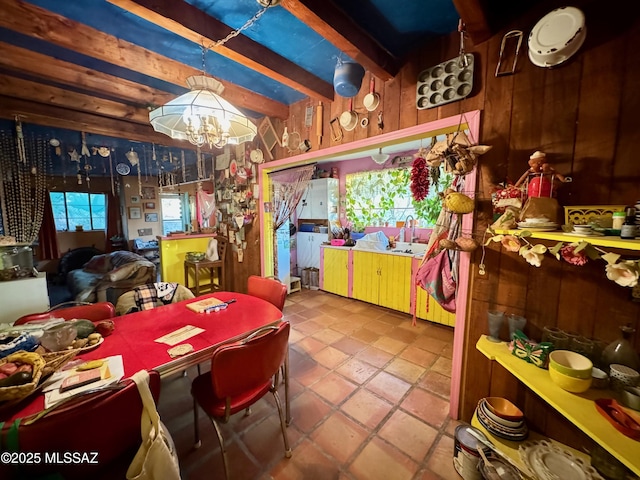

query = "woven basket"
(0, 351), (45, 402)
(41, 350), (77, 377)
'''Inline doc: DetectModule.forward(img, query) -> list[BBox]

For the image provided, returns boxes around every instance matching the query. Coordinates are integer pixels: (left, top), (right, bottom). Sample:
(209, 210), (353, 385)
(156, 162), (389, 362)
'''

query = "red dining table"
(1, 292), (288, 423)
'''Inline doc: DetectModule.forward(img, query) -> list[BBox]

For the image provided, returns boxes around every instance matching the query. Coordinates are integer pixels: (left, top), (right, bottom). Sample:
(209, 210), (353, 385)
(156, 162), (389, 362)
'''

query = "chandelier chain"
(202, 1), (275, 69)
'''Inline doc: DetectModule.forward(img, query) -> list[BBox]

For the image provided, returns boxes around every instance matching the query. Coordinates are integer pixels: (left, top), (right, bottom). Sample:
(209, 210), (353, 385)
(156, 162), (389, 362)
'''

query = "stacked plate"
(519, 440), (604, 480)
(476, 398), (528, 441)
(517, 219), (558, 232)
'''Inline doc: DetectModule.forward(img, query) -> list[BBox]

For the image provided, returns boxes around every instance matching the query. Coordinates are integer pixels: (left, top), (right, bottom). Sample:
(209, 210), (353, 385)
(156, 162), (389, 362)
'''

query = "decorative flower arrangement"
(559, 244), (589, 266)
(485, 227), (639, 288)
(519, 244), (547, 267)
(500, 235), (521, 252)
(605, 261), (639, 288)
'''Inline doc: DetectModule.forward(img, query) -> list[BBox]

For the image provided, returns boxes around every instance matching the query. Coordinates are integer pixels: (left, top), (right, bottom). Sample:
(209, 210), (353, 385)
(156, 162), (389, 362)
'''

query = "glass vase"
(602, 325), (640, 372)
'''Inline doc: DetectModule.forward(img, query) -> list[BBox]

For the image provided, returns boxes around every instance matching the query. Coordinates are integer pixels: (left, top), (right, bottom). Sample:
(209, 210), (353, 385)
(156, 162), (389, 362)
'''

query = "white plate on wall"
(528, 6), (586, 68)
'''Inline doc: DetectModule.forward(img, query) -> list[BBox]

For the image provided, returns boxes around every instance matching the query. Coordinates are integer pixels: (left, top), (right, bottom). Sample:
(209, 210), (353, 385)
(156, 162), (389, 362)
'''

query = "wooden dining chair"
(13, 301), (116, 325)
(191, 322), (292, 480)
(0, 371), (161, 480)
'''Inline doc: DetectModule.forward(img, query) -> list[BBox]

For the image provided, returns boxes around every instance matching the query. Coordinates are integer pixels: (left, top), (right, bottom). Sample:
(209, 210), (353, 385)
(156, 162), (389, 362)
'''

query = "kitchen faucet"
(404, 215), (415, 242)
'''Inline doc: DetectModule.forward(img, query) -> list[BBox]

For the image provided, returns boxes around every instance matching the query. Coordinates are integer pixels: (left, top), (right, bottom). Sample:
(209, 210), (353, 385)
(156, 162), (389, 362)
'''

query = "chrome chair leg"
(193, 397), (201, 449)
(211, 418), (230, 480)
(284, 346), (291, 426)
(271, 389), (292, 458)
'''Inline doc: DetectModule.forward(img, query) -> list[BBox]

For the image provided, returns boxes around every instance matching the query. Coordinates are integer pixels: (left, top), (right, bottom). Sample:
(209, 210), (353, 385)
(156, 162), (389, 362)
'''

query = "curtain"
(269, 165), (315, 231)
(38, 192), (59, 260)
(105, 193), (120, 253)
(268, 164), (315, 278)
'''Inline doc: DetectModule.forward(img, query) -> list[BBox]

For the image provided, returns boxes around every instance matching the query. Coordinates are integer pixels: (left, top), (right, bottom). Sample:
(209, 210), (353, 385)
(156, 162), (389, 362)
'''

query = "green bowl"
(549, 350), (592, 380)
(186, 252), (206, 262)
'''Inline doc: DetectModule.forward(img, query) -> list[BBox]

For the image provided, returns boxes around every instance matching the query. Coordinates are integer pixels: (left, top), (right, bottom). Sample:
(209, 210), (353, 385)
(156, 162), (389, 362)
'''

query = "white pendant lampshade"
(371, 148), (389, 164)
(149, 76), (257, 148)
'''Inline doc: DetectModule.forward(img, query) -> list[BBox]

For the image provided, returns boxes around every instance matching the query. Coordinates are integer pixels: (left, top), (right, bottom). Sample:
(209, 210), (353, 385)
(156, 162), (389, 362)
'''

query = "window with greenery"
(345, 167), (452, 231)
(50, 192), (106, 231)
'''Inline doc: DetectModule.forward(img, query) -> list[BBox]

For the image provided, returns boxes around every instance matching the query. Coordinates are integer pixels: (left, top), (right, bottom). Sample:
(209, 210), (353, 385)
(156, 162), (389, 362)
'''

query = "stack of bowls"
(548, 350), (593, 393)
(476, 397), (528, 441)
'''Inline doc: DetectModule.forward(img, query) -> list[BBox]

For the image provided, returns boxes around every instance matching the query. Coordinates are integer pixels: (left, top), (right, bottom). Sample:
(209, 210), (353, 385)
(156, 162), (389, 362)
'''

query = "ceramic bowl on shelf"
(620, 386), (640, 411)
(549, 350), (593, 379)
(591, 368), (609, 389)
(609, 364), (640, 392)
(483, 396), (524, 422)
(478, 399), (523, 428)
(549, 366), (592, 393)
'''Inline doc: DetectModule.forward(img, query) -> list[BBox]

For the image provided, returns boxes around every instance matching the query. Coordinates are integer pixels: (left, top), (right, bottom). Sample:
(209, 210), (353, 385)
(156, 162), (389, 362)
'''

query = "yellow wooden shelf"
(494, 230), (640, 250)
(476, 335), (640, 476)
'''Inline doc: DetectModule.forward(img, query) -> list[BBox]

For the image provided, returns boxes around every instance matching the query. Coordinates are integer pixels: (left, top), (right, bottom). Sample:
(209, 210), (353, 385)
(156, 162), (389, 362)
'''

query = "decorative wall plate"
(116, 163), (130, 175)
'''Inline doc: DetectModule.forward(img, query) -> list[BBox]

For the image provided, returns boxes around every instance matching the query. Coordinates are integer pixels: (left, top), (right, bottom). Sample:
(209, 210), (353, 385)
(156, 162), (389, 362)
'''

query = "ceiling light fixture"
(371, 148), (389, 164)
(149, 0), (280, 148)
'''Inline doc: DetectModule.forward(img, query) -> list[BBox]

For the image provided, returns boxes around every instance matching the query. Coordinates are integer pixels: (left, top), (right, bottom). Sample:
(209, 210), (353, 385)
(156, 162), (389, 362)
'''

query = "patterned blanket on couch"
(67, 251), (156, 304)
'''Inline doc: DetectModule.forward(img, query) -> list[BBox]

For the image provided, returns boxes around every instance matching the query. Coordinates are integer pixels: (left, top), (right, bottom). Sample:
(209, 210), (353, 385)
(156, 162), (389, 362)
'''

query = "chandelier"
(149, 75), (257, 148)
(149, 0), (281, 148)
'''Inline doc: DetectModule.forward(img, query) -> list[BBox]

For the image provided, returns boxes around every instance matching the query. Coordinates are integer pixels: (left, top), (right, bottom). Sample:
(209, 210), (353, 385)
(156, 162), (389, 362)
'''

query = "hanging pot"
(339, 99), (358, 131)
(363, 75), (380, 112)
(333, 59), (365, 98)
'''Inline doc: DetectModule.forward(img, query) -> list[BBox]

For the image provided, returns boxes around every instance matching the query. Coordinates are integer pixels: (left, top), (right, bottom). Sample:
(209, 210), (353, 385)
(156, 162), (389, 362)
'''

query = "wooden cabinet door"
(322, 248), (349, 297)
(352, 251), (379, 304)
(415, 286), (456, 326)
(378, 255), (412, 313)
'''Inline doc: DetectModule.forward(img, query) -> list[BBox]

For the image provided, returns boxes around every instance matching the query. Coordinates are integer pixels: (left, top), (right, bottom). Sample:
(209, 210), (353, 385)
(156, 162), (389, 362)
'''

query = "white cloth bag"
(126, 370), (181, 480)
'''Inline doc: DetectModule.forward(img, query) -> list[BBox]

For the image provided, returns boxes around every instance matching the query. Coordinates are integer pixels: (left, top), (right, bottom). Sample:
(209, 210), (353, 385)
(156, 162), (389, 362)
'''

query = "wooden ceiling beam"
(0, 75), (153, 125)
(106, 0), (334, 103)
(452, 0), (493, 45)
(0, 96), (196, 148)
(0, 0), (289, 119)
(280, 0), (399, 80)
(0, 42), (175, 108)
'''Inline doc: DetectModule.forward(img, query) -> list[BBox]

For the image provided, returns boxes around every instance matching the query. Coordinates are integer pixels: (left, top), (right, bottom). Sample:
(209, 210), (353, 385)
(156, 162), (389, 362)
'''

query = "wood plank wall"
(275, 0), (640, 449)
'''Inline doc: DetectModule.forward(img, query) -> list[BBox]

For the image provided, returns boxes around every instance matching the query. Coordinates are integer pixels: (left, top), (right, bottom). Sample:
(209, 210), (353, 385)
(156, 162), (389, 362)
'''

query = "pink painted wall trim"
(259, 110), (482, 419)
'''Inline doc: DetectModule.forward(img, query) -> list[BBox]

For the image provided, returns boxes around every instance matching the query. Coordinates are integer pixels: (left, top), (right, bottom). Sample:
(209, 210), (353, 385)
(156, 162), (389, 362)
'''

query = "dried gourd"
(455, 237), (479, 252)
(443, 192), (475, 214)
(439, 239), (457, 250)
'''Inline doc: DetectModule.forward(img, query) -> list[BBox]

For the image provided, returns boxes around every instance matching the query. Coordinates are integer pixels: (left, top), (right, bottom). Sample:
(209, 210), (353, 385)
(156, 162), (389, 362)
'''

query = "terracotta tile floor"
(159, 289), (463, 480)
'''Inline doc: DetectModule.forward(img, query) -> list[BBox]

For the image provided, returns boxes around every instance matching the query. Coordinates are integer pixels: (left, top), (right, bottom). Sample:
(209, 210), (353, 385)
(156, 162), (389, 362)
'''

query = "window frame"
(50, 191), (107, 231)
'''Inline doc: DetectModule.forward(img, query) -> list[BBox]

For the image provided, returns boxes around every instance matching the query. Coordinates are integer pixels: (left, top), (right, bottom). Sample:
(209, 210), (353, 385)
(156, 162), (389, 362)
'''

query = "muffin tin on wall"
(416, 54), (474, 109)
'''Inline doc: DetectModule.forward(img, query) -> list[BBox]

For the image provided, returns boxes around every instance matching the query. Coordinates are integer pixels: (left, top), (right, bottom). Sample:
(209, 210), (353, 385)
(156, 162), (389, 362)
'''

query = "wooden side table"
(184, 259), (225, 295)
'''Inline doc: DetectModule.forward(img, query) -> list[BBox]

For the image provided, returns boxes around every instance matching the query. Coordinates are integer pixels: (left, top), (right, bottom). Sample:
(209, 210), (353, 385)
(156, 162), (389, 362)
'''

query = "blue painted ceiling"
(0, 0), (516, 177)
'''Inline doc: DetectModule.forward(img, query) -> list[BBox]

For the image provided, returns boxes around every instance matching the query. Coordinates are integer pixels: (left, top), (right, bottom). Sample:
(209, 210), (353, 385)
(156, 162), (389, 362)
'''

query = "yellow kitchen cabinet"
(415, 285), (456, 326)
(321, 247), (349, 297)
(352, 251), (412, 313)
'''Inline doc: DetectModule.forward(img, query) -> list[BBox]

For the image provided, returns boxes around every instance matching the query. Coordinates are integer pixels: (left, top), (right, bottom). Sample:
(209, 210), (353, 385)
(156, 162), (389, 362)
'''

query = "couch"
(67, 251), (156, 304)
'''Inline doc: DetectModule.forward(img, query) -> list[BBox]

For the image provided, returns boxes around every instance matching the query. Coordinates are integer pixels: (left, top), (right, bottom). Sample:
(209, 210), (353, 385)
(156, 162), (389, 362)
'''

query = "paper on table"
(43, 355), (125, 409)
(155, 325), (204, 346)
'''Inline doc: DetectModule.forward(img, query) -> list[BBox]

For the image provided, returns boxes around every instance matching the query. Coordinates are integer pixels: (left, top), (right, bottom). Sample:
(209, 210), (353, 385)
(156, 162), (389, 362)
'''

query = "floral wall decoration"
(485, 229), (639, 289)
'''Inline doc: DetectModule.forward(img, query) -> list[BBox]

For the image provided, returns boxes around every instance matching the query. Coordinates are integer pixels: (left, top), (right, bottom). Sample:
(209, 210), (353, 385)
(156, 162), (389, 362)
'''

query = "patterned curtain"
(268, 165), (315, 231)
(268, 164), (315, 278)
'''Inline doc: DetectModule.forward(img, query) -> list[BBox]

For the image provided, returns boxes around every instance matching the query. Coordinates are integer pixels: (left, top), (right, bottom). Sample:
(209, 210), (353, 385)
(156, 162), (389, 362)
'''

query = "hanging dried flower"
(410, 156), (429, 201)
(605, 262), (639, 287)
(501, 235), (521, 252)
(519, 244), (547, 267)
